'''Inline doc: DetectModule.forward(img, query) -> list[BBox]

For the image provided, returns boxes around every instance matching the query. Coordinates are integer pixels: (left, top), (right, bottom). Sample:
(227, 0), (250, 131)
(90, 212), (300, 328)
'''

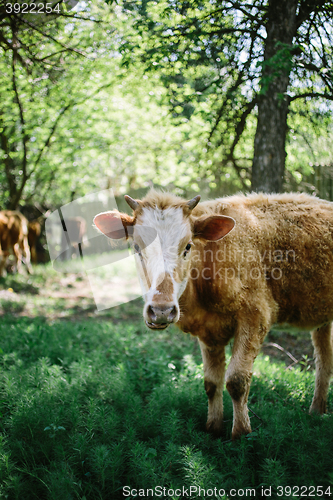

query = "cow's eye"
(134, 243), (141, 254)
(183, 242), (192, 258)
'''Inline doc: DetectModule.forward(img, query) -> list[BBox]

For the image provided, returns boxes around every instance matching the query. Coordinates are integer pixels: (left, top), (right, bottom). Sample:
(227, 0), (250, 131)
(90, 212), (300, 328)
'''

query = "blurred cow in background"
(28, 219), (42, 264)
(0, 210), (32, 276)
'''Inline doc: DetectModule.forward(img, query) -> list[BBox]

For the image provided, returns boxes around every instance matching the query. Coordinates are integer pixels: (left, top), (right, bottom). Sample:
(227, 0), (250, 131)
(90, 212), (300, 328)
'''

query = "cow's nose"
(147, 305), (178, 325)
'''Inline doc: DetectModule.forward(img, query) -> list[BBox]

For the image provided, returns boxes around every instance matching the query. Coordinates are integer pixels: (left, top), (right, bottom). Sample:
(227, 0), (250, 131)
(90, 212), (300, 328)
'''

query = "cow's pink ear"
(193, 215), (235, 241)
(94, 211), (135, 239)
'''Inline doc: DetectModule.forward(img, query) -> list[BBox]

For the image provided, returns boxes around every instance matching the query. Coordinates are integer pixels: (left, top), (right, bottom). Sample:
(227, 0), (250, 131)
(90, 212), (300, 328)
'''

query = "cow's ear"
(94, 211), (135, 239)
(193, 215), (235, 241)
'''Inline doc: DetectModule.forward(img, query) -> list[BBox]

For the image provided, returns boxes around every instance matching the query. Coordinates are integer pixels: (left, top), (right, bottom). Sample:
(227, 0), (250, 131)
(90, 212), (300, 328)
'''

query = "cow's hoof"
(310, 398), (327, 415)
(206, 420), (224, 438)
(231, 426), (252, 441)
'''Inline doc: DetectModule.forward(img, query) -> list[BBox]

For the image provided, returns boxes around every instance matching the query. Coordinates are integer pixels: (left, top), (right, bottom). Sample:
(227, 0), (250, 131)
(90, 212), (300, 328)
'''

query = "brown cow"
(94, 191), (333, 440)
(0, 210), (32, 276)
(28, 220), (42, 264)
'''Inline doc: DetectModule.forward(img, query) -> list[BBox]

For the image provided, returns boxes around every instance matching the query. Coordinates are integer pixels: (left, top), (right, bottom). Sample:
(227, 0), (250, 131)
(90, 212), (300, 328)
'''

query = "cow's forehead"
(134, 206), (191, 250)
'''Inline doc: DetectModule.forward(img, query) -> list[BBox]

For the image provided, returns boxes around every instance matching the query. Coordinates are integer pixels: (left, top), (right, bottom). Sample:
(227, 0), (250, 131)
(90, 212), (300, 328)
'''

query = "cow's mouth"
(145, 321), (169, 330)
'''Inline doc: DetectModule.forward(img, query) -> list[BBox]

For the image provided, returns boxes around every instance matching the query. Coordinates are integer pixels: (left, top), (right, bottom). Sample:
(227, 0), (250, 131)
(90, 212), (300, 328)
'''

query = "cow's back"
(183, 193), (333, 333)
(1, 211), (28, 244)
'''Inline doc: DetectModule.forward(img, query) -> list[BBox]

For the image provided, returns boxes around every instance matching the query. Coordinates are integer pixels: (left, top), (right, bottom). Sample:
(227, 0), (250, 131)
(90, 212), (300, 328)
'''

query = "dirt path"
(0, 265), (143, 322)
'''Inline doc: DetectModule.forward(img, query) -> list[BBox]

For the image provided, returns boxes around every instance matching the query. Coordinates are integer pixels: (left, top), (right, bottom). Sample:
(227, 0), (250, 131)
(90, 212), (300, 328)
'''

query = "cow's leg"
(12, 243), (22, 273)
(30, 245), (37, 264)
(0, 250), (10, 276)
(310, 323), (333, 414)
(225, 322), (268, 440)
(0, 249), (6, 277)
(199, 340), (226, 437)
(22, 238), (33, 274)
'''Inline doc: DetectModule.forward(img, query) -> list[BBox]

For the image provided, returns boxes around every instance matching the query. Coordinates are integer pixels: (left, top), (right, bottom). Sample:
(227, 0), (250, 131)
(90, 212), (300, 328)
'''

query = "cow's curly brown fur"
(138, 190), (333, 439)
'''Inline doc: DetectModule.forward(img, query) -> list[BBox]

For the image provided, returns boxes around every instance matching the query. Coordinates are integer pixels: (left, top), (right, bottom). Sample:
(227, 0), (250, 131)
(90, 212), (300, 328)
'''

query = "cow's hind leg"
(25, 246), (33, 274)
(0, 249), (6, 277)
(21, 238), (33, 274)
(199, 340), (226, 437)
(12, 243), (22, 274)
(310, 323), (333, 414)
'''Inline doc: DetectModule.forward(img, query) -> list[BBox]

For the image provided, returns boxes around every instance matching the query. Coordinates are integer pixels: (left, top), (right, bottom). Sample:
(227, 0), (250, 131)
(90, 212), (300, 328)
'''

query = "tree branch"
(16, 15), (87, 58)
(228, 97), (258, 160)
(289, 92), (333, 102)
(221, 157), (249, 190)
(296, 59), (333, 92)
(11, 50), (27, 160)
(208, 71), (244, 141)
(11, 28), (30, 207)
(32, 81), (116, 172)
(32, 103), (72, 172)
(36, 48), (74, 62)
(0, 127), (18, 203)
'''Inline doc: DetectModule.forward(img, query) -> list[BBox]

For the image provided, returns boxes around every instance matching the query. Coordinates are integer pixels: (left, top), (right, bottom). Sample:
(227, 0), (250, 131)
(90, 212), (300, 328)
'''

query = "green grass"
(0, 266), (333, 499)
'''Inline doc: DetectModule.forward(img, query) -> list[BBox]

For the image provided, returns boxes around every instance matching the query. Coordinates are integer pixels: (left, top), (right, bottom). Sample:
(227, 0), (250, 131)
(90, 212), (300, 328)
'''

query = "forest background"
(0, 0), (333, 212)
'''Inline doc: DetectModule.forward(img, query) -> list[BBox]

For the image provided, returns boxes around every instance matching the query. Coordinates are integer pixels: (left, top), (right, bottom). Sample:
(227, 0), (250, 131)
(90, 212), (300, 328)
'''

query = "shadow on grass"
(0, 315), (332, 499)
(0, 275), (39, 295)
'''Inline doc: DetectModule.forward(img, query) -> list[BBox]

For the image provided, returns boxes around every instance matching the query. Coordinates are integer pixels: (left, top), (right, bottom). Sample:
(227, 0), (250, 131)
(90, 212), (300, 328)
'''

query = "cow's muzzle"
(145, 305), (178, 330)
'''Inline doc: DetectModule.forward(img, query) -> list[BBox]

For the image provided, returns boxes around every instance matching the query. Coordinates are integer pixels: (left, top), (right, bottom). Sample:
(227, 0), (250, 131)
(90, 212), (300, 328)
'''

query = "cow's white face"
(132, 205), (193, 329)
(94, 193), (235, 330)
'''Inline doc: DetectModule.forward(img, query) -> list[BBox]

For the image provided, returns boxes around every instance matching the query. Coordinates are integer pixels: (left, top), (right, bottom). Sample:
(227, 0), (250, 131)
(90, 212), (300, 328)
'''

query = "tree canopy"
(115, 0), (333, 192)
(0, 0), (333, 211)
(1, 0), (221, 209)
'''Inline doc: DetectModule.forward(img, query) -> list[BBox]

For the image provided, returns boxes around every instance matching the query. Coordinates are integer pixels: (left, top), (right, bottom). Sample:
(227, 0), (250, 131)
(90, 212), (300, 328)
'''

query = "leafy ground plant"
(0, 266), (333, 499)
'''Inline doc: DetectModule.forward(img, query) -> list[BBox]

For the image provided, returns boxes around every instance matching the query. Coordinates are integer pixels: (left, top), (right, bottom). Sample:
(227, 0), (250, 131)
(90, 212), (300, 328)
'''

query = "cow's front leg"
(225, 324), (267, 440)
(199, 340), (226, 437)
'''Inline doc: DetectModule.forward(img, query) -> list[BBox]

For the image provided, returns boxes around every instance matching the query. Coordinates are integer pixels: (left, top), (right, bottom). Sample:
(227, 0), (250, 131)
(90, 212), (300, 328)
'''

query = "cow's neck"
(177, 276), (237, 346)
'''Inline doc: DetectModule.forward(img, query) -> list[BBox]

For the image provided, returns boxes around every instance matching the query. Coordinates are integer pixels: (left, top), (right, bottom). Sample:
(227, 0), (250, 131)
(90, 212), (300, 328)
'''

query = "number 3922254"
(5, 2), (61, 14)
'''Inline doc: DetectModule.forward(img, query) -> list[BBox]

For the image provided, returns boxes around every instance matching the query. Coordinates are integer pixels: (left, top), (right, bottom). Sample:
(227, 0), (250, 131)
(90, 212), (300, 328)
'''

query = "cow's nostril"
(168, 306), (177, 321)
(147, 305), (157, 321)
(146, 304), (178, 325)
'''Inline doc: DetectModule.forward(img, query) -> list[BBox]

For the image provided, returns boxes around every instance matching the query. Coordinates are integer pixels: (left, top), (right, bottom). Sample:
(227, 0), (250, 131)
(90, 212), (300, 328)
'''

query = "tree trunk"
(251, 0), (298, 193)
